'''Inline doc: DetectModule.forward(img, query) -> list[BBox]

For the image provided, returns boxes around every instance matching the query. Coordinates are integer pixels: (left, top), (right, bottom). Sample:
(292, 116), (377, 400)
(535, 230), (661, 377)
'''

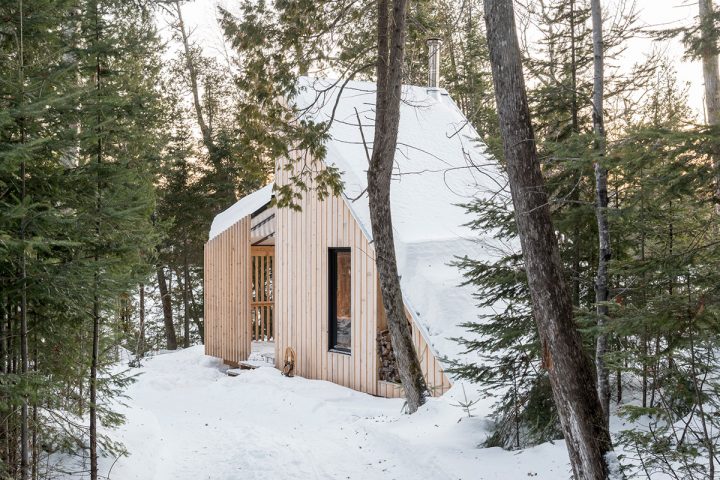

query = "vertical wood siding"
(204, 217), (252, 364)
(275, 162), (451, 398)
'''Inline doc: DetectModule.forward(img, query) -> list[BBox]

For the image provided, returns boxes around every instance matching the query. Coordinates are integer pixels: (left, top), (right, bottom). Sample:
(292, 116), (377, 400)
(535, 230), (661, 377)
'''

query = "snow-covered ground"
(86, 346), (573, 480)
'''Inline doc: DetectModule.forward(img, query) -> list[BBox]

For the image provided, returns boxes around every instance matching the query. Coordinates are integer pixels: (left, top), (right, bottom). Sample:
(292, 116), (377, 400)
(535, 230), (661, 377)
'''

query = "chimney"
(427, 38), (442, 89)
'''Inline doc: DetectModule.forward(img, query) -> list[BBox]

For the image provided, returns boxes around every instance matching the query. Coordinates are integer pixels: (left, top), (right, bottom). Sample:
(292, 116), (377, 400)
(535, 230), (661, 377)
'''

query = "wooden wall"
(275, 163), (452, 398)
(204, 217), (252, 365)
(275, 167), (379, 394)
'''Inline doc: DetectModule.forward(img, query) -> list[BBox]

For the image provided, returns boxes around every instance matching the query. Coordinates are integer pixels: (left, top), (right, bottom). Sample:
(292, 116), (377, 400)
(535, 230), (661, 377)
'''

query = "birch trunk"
(483, 0), (612, 477)
(590, 0), (612, 427)
(699, 0), (720, 214)
(367, 0), (428, 413)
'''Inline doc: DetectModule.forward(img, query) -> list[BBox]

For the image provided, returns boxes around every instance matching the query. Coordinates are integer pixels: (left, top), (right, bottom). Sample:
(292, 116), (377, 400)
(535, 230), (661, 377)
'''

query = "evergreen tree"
(1, 0), (163, 476)
(610, 64), (720, 479)
(451, 0), (666, 450)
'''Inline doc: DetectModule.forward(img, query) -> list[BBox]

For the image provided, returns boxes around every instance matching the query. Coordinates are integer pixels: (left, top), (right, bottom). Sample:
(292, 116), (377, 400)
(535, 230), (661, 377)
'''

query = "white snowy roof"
(209, 184), (273, 240)
(295, 77), (508, 366)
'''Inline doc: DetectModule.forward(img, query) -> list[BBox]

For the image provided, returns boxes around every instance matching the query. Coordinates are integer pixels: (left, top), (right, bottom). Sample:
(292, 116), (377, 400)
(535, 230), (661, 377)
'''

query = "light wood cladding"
(274, 160), (452, 398)
(204, 217), (252, 364)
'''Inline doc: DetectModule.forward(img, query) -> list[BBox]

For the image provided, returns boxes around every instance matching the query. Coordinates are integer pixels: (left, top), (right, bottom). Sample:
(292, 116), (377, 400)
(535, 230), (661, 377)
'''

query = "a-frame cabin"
(204, 71), (501, 398)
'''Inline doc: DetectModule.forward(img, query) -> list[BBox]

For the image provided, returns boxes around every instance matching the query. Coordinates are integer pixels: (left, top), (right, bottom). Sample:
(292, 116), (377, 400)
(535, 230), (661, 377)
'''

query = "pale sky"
(163, 0), (709, 119)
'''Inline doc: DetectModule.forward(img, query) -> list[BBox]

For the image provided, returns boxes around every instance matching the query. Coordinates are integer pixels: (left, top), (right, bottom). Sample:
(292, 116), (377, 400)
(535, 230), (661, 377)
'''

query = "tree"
(0, 0), (161, 476)
(16, 2), (30, 478)
(590, 0), (611, 428)
(366, 0), (428, 413)
(606, 61), (720, 480)
(482, 0), (612, 478)
(157, 265), (178, 350)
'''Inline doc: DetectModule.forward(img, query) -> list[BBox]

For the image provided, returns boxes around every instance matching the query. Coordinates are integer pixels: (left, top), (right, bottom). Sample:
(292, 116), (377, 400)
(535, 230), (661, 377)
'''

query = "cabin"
(204, 45), (501, 398)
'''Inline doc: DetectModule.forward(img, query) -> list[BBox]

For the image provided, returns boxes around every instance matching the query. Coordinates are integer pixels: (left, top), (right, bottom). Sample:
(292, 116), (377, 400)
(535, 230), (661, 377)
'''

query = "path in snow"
(96, 346), (570, 480)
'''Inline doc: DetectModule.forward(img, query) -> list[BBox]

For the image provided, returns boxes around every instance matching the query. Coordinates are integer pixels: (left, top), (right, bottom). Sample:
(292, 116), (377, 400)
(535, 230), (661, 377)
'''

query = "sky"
(163, 0), (709, 119)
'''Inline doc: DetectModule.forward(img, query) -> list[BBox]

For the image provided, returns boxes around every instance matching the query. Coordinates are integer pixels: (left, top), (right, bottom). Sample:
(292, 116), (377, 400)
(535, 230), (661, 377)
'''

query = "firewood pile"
(377, 329), (400, 383)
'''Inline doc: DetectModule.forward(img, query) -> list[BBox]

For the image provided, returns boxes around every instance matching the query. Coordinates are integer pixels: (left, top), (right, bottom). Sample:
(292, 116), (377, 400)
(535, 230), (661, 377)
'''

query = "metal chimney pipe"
(427, 38), (442, 89)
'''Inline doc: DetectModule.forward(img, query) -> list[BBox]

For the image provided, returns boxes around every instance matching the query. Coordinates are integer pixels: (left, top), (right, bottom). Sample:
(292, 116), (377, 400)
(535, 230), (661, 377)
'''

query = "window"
(329, 248), (351, 353)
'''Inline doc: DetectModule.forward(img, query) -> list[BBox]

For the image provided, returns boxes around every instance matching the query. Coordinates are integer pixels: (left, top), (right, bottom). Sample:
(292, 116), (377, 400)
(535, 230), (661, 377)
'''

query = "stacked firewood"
(377, 329), (401, 383)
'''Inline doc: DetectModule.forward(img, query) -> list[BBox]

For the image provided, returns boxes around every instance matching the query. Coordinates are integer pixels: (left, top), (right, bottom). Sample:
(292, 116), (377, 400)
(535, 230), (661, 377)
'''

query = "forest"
(1, 0), (720, 479)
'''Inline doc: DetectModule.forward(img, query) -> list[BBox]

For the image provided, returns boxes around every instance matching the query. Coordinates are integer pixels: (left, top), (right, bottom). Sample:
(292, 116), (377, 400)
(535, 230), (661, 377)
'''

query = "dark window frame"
(328, 247), (351, 355)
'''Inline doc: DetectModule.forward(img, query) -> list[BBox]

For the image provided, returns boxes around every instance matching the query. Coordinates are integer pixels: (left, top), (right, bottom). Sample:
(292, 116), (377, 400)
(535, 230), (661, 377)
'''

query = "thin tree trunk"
(182, 246), (191, 348)
(174, 1), (216, 156)
(90, 288), (99, 480)
(0, 301), (6, 473)
(18, 2), (30, 477)
(590, 0), (612, 428)
(89, 2), (102, 477)
(699, 0), (720, 213)
(157, 265), (177, 350)
(570, 0), (579, 134)
(31, 337), (38, 480)
(137, 284), (146, 359)
(483, 0), (612, 478)
(188, 286), (204, 343)
(367, 0), (428, 413)
(569, 0), (582, 308)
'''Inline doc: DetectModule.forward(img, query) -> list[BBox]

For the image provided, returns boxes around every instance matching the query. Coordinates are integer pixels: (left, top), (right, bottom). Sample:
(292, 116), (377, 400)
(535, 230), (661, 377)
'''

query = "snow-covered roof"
(209, 184), (273, 240)
(294, 77), (507, 366)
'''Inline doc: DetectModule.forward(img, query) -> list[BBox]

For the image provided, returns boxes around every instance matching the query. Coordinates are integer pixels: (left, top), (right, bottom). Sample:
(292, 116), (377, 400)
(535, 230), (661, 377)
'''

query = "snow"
(86, 347), (572, 480)
(209, 184), (273, 240)
(294, 77), (511, 366)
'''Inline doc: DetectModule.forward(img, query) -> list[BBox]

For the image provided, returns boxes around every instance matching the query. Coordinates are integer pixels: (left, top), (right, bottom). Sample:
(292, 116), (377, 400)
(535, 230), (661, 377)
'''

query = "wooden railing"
(251, 246), (274, 341)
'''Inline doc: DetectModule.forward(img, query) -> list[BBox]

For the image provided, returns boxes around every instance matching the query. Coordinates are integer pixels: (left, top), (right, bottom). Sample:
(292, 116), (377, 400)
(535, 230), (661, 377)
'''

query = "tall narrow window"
(329, 248), (351, 353)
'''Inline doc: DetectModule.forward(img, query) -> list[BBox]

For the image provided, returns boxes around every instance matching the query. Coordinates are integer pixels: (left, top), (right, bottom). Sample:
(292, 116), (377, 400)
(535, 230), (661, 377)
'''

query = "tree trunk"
(367, 0), (428, 413)
(174, 1), (216, 157)
(188, 286), (204, 343)
(0, 302), (6, 475)
(483, 0), (613, 478)
(182, 246), (191, 348)
(31, 338), (38, 480)
(137, 284), (146, 359)
(569, 0), (582, 308)
(590, 0), (612, 428)
(18, 2), (30, 478)
(90, 289), (99, 480)
(157, 265), (178, 350)
(699, 0), (720, 214)
(90, 2), (102, 476)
